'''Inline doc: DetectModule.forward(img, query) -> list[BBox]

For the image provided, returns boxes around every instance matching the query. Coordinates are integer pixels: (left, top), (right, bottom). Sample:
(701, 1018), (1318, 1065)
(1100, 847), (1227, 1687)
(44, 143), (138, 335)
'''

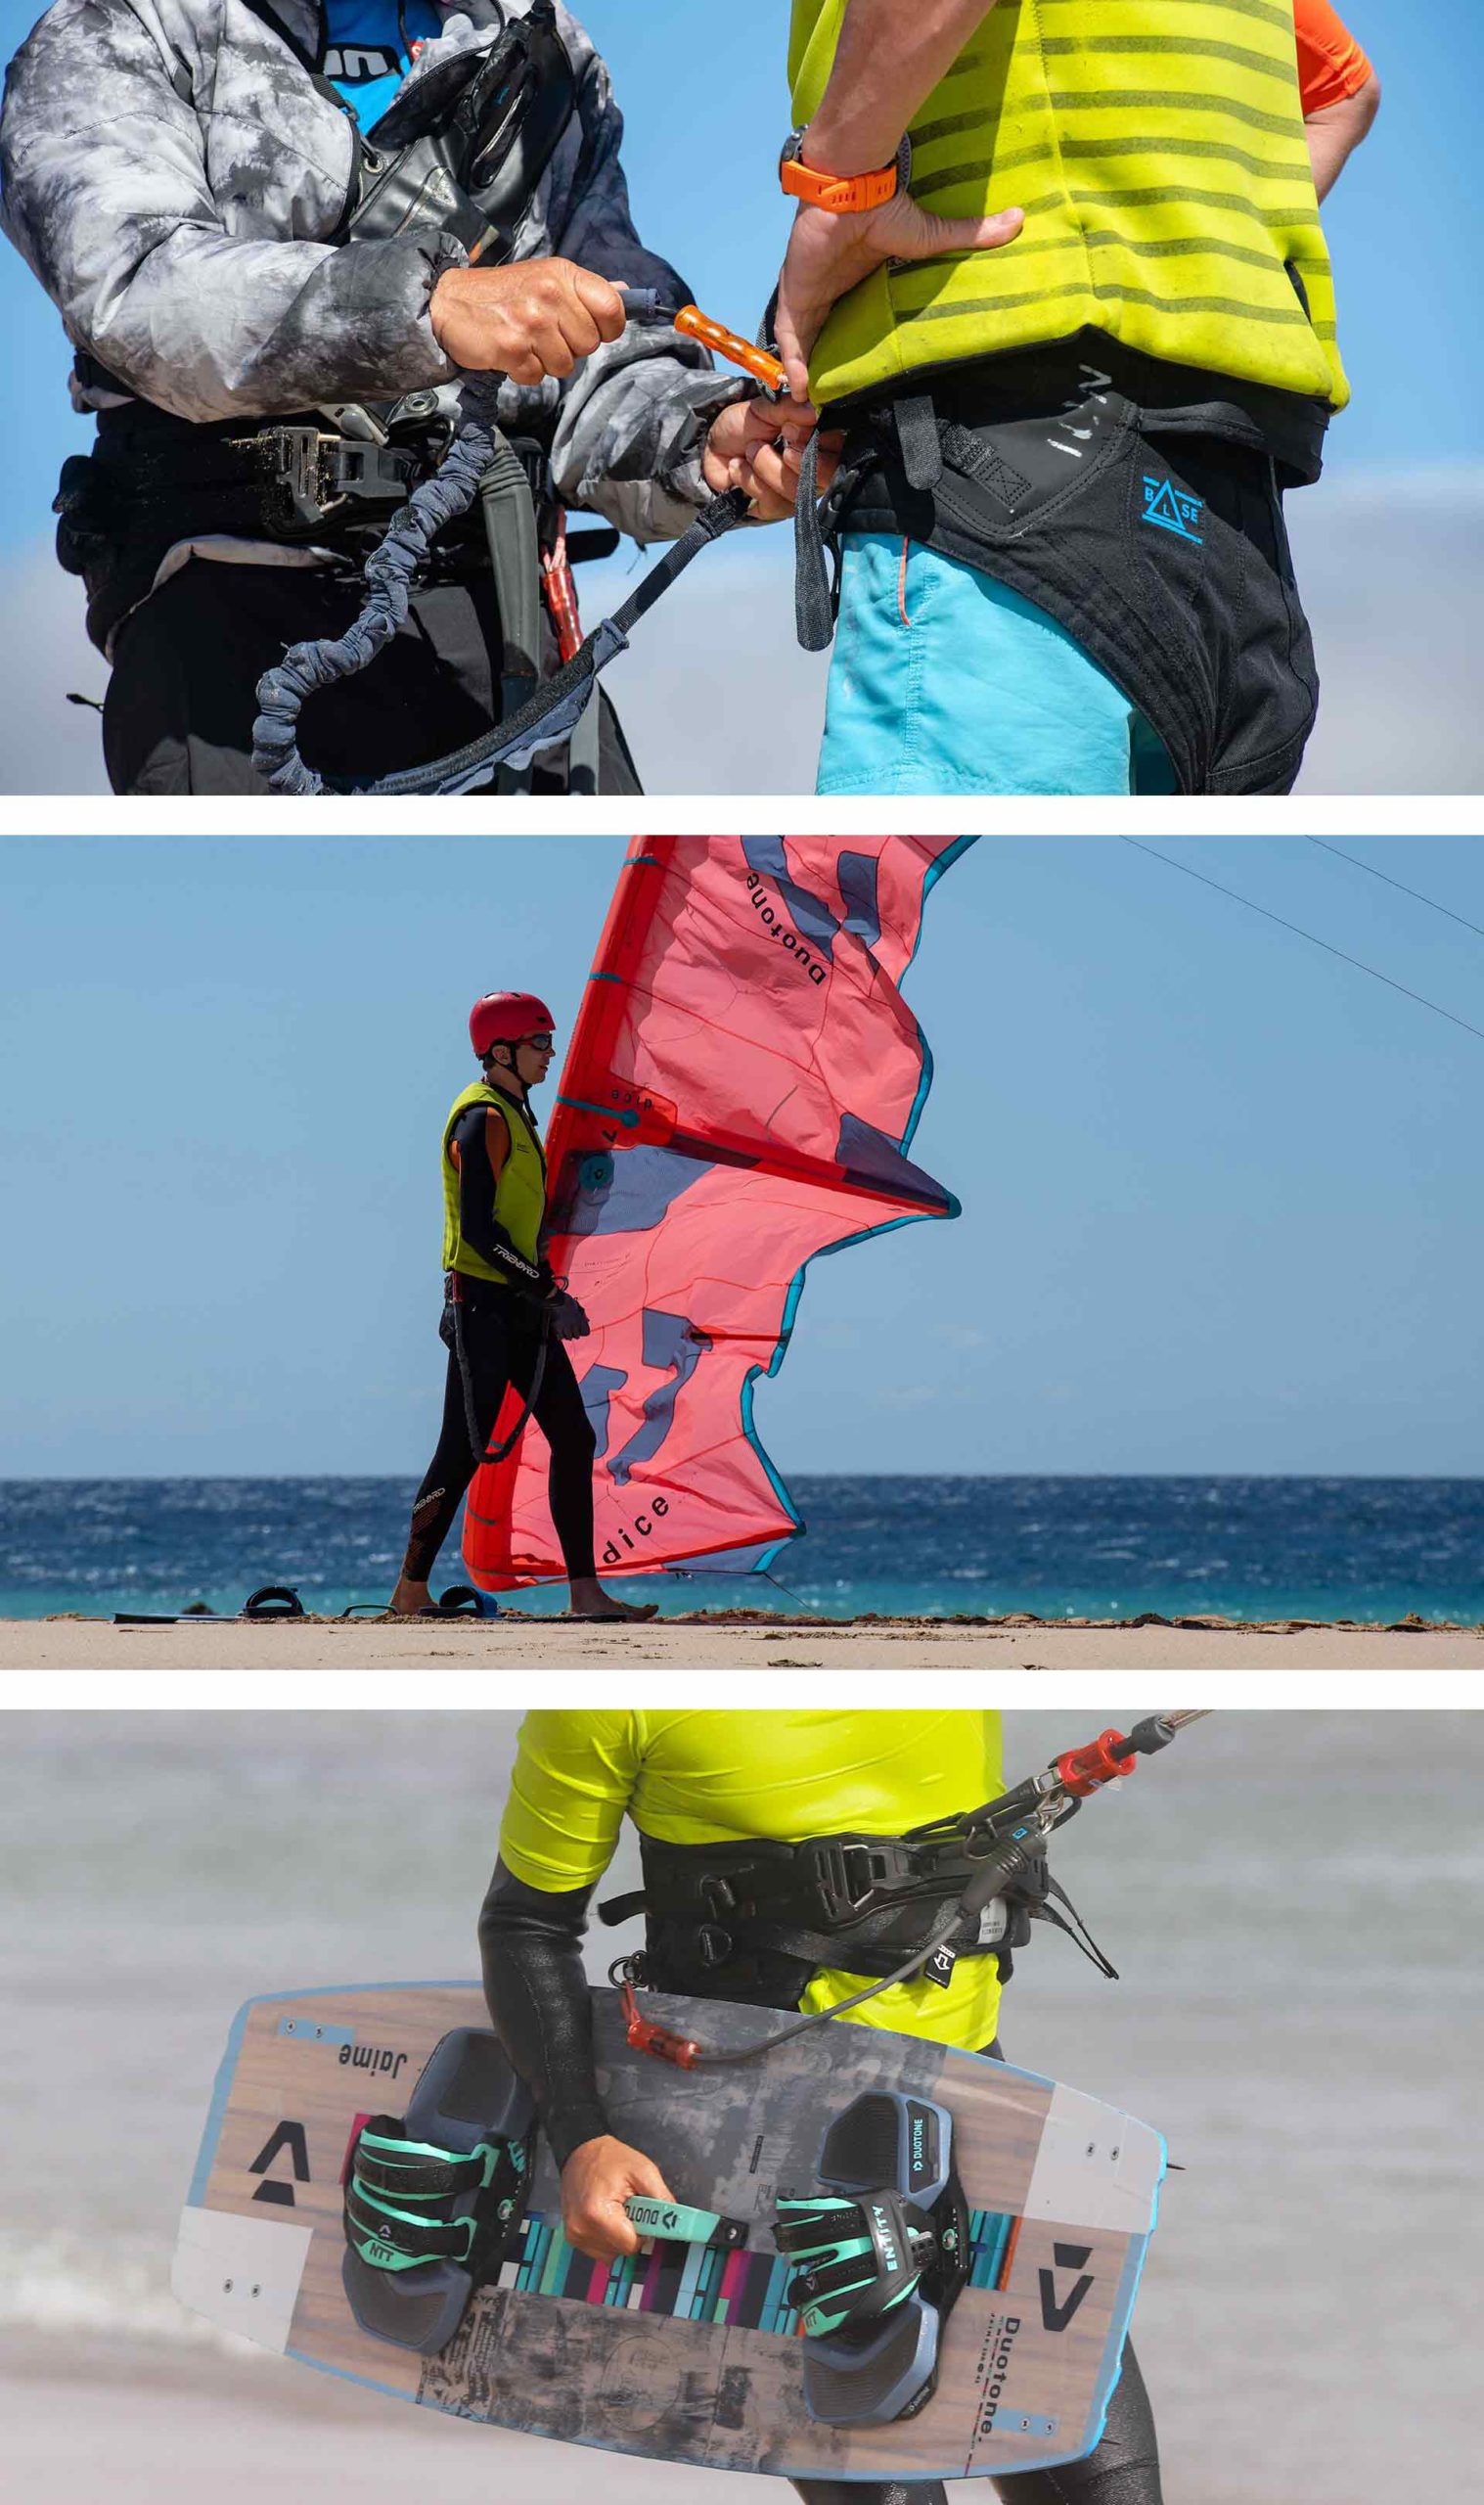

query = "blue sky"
(1, 2), (1482, 791)
(2, 834), (1480, 1480)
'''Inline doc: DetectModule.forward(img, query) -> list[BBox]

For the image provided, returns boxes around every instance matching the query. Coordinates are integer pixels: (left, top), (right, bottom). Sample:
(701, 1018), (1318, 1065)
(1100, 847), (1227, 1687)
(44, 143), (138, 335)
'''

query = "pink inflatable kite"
(463, 836), (973, 1591)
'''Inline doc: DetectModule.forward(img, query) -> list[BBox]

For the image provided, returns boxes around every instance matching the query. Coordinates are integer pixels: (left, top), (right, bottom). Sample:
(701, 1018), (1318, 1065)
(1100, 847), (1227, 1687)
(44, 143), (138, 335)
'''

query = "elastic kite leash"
(251, 296), (785, 797)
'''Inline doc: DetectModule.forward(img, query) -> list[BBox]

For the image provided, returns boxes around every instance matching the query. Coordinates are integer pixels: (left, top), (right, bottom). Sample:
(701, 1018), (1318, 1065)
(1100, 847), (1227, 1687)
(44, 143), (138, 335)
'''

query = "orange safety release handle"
(673, 306), (788, 397)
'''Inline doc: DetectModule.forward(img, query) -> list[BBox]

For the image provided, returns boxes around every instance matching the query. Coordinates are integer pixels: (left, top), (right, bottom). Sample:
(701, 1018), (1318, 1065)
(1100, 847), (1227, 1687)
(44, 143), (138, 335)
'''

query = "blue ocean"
(1, 1475), (1479, 1622)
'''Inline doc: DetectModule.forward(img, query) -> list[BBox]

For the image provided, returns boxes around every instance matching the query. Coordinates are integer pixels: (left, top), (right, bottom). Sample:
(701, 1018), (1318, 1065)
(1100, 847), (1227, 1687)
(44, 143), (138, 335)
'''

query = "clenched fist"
(431, 258), (627, 386)
(560, 2134), (679, 2263)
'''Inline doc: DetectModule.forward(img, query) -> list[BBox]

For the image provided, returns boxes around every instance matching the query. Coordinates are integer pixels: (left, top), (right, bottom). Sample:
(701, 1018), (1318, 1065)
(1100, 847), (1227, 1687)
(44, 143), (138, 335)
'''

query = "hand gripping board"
(174, 1984), (1164, 2482)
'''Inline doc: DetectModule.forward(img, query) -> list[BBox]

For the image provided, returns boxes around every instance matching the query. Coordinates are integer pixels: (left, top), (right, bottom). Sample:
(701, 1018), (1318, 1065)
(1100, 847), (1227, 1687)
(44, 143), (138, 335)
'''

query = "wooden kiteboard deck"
(175, 1983), (1163, 2482)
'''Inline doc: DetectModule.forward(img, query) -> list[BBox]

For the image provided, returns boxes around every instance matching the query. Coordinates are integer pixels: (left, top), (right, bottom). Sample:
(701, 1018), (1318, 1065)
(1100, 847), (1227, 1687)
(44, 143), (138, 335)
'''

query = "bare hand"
(430, 258), (627, 385)
(774, 194), (1025, 402)
(561, 2135), (678, 2262)
(702, 395), (841, 524)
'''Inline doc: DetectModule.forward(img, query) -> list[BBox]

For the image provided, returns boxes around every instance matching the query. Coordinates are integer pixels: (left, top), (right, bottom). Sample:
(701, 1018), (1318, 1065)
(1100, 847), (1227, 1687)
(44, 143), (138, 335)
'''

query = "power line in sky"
(1304, 836), (1484, 943)
(1118, 839), (1484, 1047)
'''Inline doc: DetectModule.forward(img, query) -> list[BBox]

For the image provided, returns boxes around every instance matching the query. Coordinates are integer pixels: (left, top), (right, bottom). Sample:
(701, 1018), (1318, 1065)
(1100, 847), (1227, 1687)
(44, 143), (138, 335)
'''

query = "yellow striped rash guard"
(498, 1709), (1007, 2051)
(788, 0), (1348, 413)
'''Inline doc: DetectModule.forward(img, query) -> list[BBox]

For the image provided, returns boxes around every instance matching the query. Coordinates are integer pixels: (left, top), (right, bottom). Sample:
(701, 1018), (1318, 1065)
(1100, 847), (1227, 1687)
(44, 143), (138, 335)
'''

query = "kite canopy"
(462, 836), (974, 1590)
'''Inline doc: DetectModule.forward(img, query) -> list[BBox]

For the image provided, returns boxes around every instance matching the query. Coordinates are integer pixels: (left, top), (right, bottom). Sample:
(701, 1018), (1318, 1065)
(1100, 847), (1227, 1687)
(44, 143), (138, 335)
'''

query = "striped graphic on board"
(498, 2205), (1018, 2333)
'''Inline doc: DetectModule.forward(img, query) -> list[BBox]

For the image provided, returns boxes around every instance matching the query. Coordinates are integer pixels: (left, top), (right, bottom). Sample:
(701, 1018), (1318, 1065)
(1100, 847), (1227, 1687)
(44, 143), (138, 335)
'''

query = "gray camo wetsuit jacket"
(0, 0), (742, 625)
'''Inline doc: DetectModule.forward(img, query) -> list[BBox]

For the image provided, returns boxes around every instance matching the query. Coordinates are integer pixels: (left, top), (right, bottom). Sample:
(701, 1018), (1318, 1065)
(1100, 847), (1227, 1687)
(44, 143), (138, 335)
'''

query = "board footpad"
(787, 2090), (967, 2429)
(802, 2301), (942, 2427)
(342, 2027), (536, 2356)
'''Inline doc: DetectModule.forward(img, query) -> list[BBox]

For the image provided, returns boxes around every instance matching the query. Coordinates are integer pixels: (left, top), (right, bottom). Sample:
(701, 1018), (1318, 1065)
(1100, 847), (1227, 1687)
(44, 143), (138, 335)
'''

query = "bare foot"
(388, 1576), (431, 1617)
(567, 1577), (659, 1621)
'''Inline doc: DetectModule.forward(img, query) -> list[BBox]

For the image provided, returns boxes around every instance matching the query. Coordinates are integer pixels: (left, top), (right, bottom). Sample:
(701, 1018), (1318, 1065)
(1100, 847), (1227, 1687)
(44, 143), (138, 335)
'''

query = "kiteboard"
(175, 1981), (1163, 2482)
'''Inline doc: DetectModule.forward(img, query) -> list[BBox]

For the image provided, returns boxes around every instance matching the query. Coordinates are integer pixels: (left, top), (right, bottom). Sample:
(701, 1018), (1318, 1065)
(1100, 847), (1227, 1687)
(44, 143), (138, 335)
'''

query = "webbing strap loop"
(345, 2177), (479, 2266)
(895, 394), (943, 491)
(343, 2116), (529, 2276)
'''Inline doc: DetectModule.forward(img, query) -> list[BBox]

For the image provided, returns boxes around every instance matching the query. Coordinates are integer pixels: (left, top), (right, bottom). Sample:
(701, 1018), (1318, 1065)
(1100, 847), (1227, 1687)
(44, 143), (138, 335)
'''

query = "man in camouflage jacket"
(1, 2), (777, 793)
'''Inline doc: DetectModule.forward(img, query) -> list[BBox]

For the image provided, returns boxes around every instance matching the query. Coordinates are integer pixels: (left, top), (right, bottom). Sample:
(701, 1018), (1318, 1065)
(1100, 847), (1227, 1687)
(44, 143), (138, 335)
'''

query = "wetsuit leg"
(789, 2349), (1157, 2505)
(525, 1337), (598, 1581)
(794, 2484), (948, 2505)
(989, 2341), (1161, 2504)
(400, 1291), (520, 1583)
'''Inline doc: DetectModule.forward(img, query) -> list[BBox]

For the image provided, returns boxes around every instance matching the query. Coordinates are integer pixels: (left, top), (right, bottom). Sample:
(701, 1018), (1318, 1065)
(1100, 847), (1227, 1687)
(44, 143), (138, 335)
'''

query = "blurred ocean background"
(2, 1475), (1481, 1622)
(2, 1710), (1480, 2505)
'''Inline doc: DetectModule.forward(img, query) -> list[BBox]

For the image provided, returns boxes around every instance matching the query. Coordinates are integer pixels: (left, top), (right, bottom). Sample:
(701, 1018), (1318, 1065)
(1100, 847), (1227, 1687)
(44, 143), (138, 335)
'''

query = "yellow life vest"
(440, 1081), (548, 1285)
(788, 0), (1348, 413)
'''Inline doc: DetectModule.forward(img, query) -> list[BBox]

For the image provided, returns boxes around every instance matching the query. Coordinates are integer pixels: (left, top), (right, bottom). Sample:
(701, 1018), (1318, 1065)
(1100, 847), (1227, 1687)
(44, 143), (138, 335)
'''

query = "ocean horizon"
(2, 1472), (1479, 1622)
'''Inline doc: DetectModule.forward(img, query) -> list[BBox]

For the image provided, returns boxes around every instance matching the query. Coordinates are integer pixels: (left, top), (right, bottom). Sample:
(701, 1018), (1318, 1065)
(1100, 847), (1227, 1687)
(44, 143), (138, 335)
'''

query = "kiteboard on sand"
(175, 1982), (1163, 2483)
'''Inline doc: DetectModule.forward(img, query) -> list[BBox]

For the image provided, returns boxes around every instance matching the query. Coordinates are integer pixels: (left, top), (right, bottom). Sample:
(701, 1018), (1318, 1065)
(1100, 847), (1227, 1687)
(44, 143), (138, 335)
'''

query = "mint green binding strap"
(345, 2127), (528, 2271)
(346, 2195), (477, 2271)
(354, 2128), (524, 2194)
(623, 2196), (746, 2250)
(774, 2193), (922, 2336)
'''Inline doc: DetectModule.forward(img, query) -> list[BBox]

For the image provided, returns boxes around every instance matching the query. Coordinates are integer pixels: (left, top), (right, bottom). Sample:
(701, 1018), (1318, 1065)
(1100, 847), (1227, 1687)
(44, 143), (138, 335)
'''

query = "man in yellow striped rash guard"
(772, 0), (1379, 797)
(479, 1709), (1165, 2505)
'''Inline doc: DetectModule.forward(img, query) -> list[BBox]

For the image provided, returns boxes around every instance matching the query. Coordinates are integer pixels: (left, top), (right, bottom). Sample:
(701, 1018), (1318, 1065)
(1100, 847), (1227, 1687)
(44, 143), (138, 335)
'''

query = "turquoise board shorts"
(816, 535), (1179, 797)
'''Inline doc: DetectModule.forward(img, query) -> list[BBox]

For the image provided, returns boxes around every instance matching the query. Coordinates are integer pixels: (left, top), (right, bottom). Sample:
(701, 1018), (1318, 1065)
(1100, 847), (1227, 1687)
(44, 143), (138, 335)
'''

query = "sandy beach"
(4, 1610), (1480, 1666)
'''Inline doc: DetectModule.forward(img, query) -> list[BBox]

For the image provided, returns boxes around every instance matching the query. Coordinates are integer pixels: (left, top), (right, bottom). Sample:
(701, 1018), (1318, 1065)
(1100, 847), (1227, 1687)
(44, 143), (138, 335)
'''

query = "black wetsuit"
(478, 1863), (1164, 2505)
(401, 1100), (596, 1585)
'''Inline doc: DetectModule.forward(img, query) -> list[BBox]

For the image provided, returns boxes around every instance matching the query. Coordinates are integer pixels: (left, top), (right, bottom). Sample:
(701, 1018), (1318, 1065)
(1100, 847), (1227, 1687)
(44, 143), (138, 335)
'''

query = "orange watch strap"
(780, 155), (899, 213)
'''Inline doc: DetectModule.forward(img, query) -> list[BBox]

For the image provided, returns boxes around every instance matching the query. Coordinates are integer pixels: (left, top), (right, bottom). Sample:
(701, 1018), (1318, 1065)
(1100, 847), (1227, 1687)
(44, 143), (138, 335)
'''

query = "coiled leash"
(252, 293), (783, 797)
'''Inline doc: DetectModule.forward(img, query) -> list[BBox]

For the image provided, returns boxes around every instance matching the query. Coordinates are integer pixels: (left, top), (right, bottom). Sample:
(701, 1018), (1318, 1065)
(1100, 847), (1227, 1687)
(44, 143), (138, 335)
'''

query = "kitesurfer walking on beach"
(0, 1), (797, 796)
(479, 1709), (1165, 2501)
(390, 994), (654, 1621)
(774, 0), (1379, 796)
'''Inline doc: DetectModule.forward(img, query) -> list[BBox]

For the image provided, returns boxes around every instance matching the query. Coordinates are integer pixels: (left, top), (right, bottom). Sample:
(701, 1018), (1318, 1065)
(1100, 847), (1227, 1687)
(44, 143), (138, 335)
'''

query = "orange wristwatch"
(779, 126), (905, 213)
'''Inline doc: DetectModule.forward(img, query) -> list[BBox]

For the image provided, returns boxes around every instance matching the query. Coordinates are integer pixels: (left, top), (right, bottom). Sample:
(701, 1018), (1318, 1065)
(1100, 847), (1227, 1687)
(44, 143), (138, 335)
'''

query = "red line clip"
(620, 1977), (700, 2070)
(1056, 1730), (1138, 1796)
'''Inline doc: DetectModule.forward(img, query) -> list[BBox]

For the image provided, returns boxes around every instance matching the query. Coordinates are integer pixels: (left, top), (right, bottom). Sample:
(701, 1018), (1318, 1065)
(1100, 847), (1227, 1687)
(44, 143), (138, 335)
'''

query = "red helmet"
(469, 992), (557, 1060)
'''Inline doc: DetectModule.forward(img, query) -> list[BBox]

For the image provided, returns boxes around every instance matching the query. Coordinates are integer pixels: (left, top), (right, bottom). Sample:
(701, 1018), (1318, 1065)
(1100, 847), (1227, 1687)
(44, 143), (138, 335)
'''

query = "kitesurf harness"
(251, 335), (756, 793)
(251, 303), (785, 789)
(607, 1713), (1208, 2070)
(341, 2027), (536, 2354)
(775, 2087), (968, 2427)
(598, 1754), (1134, 2013)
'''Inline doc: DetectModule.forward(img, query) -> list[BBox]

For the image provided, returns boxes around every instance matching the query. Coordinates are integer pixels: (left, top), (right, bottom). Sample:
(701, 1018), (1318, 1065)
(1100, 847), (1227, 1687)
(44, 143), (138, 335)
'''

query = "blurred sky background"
(0, 0), (1481, 794)
(2, 831), (1480, 1480)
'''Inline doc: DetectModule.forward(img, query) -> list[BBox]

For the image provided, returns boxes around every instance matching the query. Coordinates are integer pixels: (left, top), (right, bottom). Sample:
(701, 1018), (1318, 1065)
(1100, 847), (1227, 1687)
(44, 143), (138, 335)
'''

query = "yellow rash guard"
(498, 1709), (1008, 2050)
